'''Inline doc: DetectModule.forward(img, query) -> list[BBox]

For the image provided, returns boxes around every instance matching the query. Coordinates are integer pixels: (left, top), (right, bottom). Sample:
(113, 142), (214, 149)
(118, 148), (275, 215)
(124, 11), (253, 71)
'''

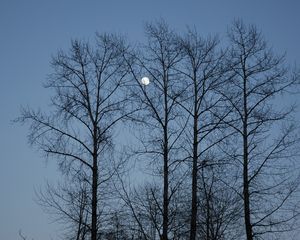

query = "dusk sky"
(1, 1), (300, 239)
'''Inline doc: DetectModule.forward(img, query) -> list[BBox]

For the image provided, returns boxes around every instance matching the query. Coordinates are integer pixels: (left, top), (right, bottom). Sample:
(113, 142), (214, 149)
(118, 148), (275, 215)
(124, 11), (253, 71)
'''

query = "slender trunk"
(190, 79), (198, 240)
(190, 147), (198, 240)
(91, 163), (98, 240)
(202, 170), (211, 240)
(162, 115), (169, 239)
(243, 75), (253, 240)
(91, 127), (98, 240)
(243, 132), (252, 240)
(162, 136), (169, 240)
(76, 216), (82, 240)
(206, 194), (210, 240)
(162, 71), (169, 240)
(76, 192), (85, 240)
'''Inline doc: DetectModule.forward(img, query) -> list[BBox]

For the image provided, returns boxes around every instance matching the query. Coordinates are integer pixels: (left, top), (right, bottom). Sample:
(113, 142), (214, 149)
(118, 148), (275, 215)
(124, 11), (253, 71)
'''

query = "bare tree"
(19, 34), (132, 240)
(36, 174), (90, 240)
(18, 19), (300, 240)
(124, 20), (185, 240)
(222, 20), (300, 240)
(175, 30), (230, 240)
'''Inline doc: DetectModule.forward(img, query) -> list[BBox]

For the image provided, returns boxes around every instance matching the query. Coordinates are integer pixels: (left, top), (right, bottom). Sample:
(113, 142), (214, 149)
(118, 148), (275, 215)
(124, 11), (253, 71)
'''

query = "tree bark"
(190, 78), (199, 240)
(91, 125), (98, 240)
(243, 73), (253, 240)
(162, 75), (169, 240)
(91, 163), (98, 240)
(162, 139), (169, 240)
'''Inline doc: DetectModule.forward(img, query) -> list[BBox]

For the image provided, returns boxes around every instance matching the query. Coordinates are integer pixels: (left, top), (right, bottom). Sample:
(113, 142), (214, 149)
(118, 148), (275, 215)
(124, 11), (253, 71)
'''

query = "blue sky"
(1, 1), (300, 239)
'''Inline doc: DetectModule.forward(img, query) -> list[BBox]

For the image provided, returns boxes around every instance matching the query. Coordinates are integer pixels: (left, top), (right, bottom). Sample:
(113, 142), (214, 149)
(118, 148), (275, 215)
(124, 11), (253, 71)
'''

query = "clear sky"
(1, 1), (300, 239)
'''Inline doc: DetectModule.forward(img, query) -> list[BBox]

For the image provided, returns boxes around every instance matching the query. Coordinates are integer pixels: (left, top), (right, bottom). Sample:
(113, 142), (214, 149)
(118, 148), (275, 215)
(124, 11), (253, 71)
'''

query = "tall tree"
(176, 30), (227, 240)
(124, 21), (184, 240)
(19, 34), (131, 240)
(223, 20), (300, 240)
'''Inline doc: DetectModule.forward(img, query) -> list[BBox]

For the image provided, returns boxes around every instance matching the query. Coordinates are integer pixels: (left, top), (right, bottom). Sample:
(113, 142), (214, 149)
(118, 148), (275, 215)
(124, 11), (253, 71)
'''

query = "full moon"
(141, 77), (150, 86)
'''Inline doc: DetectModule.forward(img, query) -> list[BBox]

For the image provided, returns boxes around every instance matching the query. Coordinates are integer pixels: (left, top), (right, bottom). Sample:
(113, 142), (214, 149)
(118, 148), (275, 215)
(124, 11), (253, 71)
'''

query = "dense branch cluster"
(20, 20), (300, 240)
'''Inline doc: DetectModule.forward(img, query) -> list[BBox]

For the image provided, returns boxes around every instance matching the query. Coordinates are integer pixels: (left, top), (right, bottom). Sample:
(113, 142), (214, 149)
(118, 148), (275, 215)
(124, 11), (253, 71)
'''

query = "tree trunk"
(162, 71), (169, 240)
(91, 163), (98, 240)
(162, 156), (169, 240)
(243, 75), (253, 240)
(190, 153), (198, 240)
(162, 127), (169, 240)
(206, 195), (210, 240)
(243, 133), (253, 240)
(190, 90), (198, 240)
(91, 125), (98, 240)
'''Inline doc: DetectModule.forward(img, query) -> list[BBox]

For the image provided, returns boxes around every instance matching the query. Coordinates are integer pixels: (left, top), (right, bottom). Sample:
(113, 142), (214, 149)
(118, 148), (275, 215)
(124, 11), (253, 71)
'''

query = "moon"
(141, 77), (150, 86)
